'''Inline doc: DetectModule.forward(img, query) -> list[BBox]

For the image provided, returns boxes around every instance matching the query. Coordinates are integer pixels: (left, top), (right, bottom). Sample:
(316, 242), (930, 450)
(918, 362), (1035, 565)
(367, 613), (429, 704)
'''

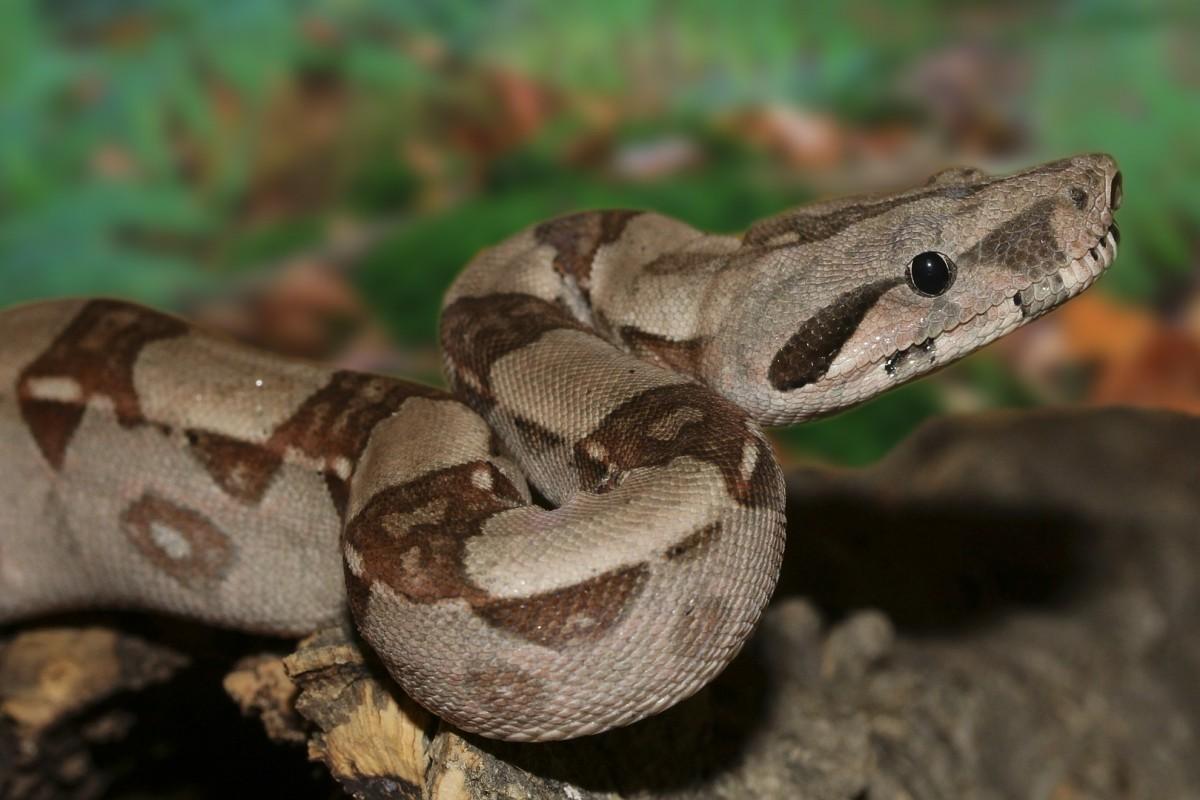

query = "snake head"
(707, 153), (1122, 426)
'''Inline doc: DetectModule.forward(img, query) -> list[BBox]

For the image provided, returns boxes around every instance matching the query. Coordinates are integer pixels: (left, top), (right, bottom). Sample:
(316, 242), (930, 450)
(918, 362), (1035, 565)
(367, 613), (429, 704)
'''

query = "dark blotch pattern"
(533, 210), (642, 296)
(743, 184), (984, 249)
(185, 371), (445, 516)
(345, 460), (649, 648)
(510, 414), (568, 452)
(343, 461), (525, 608)
(266, 372), (444, 516)
(17, 301), (188, 469)
(576, 383), (779, 507)
(965, 198), (1064, 275)
(186, 430), (282, 504)
(664, 522), (723, 562)
(744, 158), (1077, 251)
(440, 293), (588, 409)
(617, 325), (708, 379)
(15, 300), (444, 517)
(769, 278), (902, 391)
(477, 564), (650, 648)
(120, 492), (233, 589)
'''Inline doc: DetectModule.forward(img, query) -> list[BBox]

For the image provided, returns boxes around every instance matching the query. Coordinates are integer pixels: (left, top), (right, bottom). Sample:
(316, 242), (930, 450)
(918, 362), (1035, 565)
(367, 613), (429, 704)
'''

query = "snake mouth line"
(884, 337), (934, 376)
(879, 220), (1119, 379)
(1014, 221), (1118, 319)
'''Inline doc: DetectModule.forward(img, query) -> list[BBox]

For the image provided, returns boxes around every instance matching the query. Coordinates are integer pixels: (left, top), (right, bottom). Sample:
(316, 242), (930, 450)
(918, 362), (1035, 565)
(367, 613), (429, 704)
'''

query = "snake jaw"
(881, 216), (1120, 384)
(1015, 222), (1118, 320)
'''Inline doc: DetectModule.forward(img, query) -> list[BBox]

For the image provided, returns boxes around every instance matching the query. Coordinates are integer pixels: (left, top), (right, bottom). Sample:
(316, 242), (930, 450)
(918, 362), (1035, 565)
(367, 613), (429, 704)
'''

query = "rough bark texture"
(2, 407), (1198, 798)
(284, 621), (433, 799)
(224, 652), (307, 745)
(0, 628), (188, 799)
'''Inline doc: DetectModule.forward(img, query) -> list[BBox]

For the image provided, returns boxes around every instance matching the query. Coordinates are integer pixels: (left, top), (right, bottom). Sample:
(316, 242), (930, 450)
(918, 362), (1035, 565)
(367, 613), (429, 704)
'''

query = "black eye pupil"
(908, 252), (953, 296)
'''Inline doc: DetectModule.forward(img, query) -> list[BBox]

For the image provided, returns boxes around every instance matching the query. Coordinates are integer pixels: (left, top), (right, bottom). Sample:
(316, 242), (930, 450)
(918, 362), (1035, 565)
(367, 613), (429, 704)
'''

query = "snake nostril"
(1110, 171), (1123, 210)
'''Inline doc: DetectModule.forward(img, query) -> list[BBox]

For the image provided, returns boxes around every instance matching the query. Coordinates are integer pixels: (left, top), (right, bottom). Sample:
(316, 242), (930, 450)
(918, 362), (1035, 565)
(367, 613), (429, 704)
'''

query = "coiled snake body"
(0, 155), (1122, 740)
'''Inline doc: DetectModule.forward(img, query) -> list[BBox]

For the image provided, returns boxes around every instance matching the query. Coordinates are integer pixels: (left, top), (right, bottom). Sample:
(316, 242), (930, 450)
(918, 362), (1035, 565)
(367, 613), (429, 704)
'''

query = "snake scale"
(0, 154), (1121, 741)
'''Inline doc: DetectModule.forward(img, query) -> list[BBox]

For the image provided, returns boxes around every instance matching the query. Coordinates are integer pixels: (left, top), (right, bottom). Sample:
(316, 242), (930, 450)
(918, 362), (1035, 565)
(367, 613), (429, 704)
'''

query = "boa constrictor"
(0, 154), (1121, 741)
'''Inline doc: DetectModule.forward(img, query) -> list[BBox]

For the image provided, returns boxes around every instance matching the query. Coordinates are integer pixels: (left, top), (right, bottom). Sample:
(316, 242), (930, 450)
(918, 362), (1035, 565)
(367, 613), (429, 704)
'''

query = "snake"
(0, 154), (1121, 741)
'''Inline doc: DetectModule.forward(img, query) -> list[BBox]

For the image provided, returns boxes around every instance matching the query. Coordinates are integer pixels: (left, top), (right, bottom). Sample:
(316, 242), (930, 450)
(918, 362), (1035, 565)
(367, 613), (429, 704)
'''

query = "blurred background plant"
(2, 0), (1198, 467)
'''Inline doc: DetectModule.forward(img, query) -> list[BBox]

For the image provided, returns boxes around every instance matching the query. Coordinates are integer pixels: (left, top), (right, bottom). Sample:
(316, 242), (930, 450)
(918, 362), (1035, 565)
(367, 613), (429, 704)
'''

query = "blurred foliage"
(1, 0), (1197, 465)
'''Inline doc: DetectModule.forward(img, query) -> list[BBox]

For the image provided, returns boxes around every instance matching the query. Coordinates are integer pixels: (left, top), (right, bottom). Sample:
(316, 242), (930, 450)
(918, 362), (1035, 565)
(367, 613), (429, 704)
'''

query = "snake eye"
(907, 251), (955, 297)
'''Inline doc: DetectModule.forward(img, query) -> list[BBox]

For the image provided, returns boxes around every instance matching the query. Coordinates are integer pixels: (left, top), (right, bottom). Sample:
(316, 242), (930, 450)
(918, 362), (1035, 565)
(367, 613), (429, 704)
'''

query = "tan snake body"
(0, 154), (1121, 740)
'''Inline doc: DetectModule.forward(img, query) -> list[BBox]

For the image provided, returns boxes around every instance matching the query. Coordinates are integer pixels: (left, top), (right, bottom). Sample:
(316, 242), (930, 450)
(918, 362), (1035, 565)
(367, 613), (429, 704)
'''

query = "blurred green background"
(3, 0), (1198, 465)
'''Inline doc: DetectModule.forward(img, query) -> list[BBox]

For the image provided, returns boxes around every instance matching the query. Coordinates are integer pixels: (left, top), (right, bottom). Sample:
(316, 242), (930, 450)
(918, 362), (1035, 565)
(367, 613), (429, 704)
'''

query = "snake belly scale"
(0, 154), (1121, 740)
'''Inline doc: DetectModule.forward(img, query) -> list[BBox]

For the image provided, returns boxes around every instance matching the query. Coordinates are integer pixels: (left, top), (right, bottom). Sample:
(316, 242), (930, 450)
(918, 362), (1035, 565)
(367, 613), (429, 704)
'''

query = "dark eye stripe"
(768, 277), (902, 391)
(956, 198), (1063, 273)
(743, 184), (985, 248)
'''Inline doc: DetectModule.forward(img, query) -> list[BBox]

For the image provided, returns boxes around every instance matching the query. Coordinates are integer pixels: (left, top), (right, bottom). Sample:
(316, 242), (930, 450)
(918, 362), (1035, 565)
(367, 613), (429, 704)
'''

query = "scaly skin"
(0, 154), (1120, 740)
